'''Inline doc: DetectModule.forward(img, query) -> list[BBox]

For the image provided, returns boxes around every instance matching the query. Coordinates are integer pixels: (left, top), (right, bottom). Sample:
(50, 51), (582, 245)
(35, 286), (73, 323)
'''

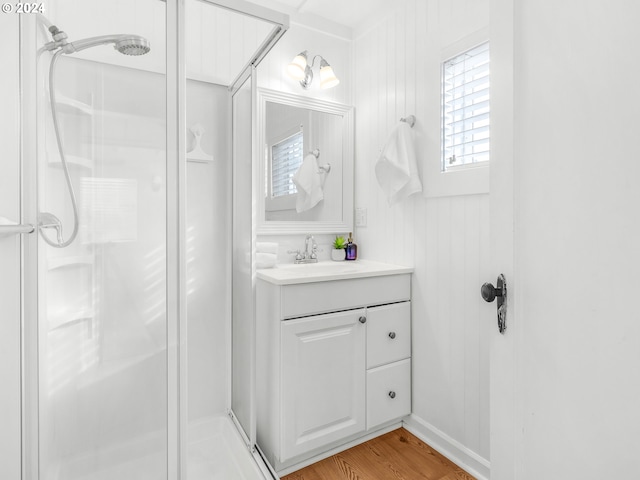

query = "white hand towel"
(375, 122), (422, 205)
(256, 252), (277, 269)
(256, 242), (279, 254)
(293, 153), (324, 213)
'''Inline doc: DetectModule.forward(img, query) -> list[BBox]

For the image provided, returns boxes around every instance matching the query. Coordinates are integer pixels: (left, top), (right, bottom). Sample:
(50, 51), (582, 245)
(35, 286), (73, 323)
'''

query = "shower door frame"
(20, 12), (39, 480)
(18, 1), (288, 479)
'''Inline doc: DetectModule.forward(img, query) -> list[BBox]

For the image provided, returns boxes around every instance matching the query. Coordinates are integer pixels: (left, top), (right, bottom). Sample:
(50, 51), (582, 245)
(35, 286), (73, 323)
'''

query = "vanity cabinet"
(256, 265), (412, 472)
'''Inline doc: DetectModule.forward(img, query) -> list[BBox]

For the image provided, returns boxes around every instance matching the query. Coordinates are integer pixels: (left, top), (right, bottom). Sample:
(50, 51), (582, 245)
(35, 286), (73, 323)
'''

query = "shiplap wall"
(352, 0), (491, 469)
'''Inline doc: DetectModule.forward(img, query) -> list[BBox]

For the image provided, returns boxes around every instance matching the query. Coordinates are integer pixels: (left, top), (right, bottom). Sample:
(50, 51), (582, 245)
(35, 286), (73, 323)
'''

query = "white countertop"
(256, 259), (414, 285)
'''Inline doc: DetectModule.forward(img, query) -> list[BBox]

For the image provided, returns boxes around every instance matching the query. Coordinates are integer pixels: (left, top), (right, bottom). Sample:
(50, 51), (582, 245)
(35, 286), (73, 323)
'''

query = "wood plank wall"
(352, 0), (491, 465)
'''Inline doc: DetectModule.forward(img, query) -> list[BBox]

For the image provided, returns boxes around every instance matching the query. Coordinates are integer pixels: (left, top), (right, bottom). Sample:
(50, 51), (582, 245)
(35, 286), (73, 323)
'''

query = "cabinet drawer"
(366, 359), (411, 429)
(367, 302), (411, 369)
(281, 274), (410, 319)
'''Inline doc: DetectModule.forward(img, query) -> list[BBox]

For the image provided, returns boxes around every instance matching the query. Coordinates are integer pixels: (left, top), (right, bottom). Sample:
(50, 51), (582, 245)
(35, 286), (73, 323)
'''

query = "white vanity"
(255, 260), (413, 474)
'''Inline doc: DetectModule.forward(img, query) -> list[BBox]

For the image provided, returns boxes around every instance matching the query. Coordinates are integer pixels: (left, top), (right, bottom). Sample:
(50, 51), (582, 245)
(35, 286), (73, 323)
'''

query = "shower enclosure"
(3, 1), (288, 478)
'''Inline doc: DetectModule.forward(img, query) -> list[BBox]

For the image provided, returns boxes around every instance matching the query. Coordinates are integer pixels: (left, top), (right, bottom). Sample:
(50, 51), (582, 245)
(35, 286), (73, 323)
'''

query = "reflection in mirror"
(257, 89), (354, 235)
(265, 102), (341, 221)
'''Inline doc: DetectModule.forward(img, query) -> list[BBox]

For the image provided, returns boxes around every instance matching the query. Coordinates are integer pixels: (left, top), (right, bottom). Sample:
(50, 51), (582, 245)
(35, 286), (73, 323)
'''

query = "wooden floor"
(281, 428), (475, 480)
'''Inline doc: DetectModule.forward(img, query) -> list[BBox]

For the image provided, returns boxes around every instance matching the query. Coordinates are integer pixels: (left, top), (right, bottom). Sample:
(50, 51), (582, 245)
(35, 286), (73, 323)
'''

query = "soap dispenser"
(345, 232), (358, 261)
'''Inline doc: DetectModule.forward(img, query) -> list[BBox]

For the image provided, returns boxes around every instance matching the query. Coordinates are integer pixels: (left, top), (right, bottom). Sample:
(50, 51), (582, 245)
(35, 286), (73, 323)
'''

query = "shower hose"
(42, 49), (80, 248)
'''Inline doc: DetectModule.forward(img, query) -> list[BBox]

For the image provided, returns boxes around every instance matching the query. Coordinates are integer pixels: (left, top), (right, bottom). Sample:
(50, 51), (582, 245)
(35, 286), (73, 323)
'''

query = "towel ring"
(400, 115), (416, 128)
(318, 163), (331, 174)
(309, 148), (320, 158)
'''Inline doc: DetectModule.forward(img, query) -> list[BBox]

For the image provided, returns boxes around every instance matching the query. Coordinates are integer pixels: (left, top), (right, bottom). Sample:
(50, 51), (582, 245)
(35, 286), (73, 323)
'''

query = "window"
(270, 130), (304, 198)
(442, 41), (490, 171)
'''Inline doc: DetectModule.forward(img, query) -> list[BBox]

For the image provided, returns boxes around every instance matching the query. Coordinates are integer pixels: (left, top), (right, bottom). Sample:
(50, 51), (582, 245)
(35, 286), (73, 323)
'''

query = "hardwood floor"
(281, 428), (475, 480)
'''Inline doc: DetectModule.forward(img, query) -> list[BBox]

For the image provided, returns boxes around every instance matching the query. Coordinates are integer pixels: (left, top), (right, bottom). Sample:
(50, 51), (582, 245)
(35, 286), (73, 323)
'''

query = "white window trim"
(425, 27), (490, 198)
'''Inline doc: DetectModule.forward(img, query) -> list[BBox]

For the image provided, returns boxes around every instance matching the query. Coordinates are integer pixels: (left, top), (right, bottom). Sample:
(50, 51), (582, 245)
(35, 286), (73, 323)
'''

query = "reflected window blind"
(80, 177), (138, 244)
(442, 41), (490, 171)
(271, 131), (303, 198)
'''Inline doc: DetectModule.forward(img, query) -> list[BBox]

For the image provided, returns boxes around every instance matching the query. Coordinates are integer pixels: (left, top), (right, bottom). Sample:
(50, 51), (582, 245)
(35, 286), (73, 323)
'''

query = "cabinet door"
(281, 309), (366, 461)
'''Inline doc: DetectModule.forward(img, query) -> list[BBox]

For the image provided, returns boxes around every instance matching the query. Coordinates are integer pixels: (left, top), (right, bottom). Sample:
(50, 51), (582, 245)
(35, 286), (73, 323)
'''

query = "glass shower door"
(231, 69), (256, 446)
(35, 2), (169, 478)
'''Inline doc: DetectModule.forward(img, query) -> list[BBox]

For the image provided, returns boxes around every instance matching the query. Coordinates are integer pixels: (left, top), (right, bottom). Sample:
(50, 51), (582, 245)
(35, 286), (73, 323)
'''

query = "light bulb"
(287, 51), (308, 80)
(319, 60), (339, 89)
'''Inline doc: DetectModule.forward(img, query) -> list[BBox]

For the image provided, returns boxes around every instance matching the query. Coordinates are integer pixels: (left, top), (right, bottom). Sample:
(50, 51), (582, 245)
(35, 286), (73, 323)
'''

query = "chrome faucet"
(305, 234), (315, 258)
(288, 234), (319, 264)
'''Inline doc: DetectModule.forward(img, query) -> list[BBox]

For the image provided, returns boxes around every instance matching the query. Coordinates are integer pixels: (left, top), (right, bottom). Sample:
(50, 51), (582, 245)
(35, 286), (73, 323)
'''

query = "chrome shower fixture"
(41, 23), (150, 248)
(287, 51), (339, 89)
(45, 26), (151, 56)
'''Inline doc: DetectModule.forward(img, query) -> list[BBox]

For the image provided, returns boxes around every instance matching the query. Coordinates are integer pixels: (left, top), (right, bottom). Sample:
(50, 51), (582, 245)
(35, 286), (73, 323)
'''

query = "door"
(489, 1), (640, 478)
(281, 309), (366, 461)
(231, 66), (257, 446)
(24, 6), (173, 479)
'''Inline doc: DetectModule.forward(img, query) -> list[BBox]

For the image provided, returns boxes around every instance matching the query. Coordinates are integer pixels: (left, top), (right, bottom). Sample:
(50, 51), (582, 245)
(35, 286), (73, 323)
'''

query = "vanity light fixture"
(287, 50), (340, 90)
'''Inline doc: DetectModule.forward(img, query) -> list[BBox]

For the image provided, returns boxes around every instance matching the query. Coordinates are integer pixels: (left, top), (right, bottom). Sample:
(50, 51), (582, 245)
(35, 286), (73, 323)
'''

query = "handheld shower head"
(115, 37), (150, 56)
(64, 34), (150, 55)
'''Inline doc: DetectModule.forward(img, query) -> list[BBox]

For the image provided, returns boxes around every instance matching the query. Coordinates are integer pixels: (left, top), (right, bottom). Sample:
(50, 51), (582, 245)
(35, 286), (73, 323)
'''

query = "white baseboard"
(402, 415), (490, 480)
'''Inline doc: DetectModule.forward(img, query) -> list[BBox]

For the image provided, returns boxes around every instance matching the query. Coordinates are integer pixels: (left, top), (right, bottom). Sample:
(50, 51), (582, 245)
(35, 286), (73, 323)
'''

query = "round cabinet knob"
(359, 316), (367, 324)
(388, 332), (396, 339)
(388, 391), (396, 399)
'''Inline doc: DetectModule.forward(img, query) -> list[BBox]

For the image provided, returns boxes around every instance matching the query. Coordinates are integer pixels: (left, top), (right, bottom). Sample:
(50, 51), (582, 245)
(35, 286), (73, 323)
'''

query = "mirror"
(256, 88), (354, 234)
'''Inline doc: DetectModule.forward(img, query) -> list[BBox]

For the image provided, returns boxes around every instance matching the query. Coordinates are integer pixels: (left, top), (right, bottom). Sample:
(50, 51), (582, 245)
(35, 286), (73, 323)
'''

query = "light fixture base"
(299, 65), (313, 89)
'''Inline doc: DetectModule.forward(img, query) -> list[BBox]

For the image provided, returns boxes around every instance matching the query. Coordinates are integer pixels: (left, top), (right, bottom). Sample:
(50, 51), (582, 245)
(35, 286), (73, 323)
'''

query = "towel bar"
(0, 223), (35, 235)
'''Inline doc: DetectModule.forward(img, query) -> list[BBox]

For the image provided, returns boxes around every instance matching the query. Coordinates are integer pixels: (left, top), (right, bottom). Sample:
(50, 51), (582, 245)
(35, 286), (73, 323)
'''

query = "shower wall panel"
(186, 80), (230, 421)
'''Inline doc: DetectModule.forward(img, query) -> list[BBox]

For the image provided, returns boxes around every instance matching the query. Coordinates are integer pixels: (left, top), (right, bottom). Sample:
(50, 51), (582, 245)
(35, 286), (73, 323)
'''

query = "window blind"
(271, 131), (303, 198)
(442, 41), (490, 171)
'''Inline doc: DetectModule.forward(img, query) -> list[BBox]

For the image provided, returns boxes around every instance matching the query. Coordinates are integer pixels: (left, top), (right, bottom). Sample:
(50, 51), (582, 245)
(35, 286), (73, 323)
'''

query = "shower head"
(115, 37), (150, 56)
(64, 34), (150, 56)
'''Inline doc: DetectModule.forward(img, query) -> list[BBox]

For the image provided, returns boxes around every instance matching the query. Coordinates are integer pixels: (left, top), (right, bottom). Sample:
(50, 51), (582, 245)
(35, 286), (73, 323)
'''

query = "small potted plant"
(331, 235), (346, 261)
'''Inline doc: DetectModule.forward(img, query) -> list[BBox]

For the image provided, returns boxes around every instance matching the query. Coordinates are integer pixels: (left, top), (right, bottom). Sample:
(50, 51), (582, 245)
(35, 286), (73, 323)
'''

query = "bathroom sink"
(256, 260), (413, 285)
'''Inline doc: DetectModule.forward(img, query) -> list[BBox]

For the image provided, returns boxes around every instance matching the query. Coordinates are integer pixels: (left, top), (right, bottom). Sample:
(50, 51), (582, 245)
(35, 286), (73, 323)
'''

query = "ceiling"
(247, 0), (392, 31)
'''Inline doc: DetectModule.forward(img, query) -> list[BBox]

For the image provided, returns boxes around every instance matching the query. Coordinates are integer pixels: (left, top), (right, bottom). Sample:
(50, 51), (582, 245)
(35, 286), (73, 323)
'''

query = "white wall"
(352, 0), (491, 473)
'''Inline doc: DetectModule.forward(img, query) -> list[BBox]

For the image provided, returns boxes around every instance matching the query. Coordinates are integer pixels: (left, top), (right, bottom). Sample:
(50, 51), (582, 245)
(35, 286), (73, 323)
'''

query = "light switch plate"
(355, 207), (367, 227)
